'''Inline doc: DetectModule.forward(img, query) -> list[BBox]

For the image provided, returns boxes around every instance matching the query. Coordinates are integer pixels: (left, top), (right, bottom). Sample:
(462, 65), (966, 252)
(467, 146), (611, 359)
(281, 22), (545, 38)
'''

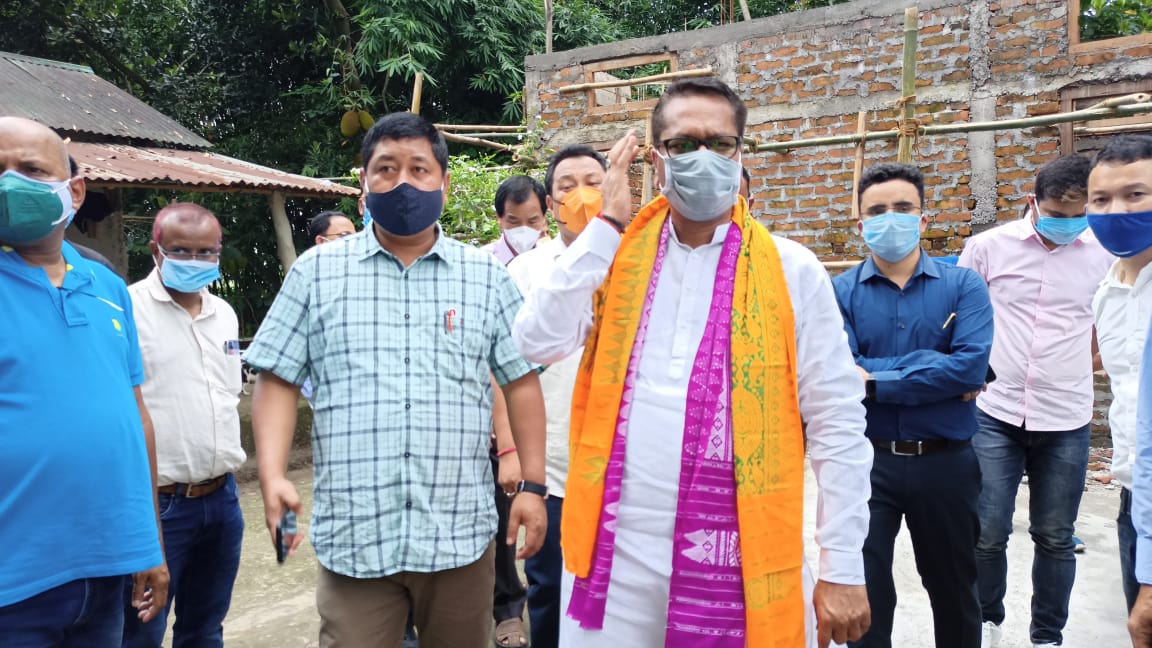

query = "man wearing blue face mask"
(958, 155), (1112, 648)
(0, 116), (168, 645)
(246, 111), (548, 648)
(832, 163), (993, 648)
(122, 203), (245, 647)
(1078, 135), (1152, 634)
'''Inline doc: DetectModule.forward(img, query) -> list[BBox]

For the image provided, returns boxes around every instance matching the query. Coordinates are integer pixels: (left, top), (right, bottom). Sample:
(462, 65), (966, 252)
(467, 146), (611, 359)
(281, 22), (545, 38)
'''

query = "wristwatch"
(516, 480), (549, 499)
(865, 378), (877, 399)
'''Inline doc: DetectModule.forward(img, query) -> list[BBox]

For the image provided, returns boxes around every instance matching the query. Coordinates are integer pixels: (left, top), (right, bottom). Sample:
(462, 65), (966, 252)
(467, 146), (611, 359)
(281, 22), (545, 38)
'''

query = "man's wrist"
(597, 213), (627, 234)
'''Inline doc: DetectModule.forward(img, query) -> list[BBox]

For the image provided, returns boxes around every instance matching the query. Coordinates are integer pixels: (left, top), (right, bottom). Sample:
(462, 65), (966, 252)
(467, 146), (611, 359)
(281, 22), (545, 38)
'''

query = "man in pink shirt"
(958, 155), (1113, 648)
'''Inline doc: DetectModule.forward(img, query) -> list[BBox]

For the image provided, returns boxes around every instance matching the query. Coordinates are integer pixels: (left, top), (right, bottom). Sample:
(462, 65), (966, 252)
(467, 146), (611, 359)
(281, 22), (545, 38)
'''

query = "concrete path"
(204, 465), (1131, 647)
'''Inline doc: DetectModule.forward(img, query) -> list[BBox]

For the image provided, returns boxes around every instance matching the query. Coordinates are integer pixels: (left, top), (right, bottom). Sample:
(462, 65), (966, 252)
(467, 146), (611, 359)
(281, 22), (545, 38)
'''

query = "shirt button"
(899, 323), (906, 329)
(405, 403), (411, 409)
(404, 451), (411, 458)
(405, 501), (412, 509)
(404, 357), (410, 364)
(404, 313), (410, 320)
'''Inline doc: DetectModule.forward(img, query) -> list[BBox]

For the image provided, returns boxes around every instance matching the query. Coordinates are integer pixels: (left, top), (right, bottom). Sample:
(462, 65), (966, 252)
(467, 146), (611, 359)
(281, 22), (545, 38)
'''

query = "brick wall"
(524, 0), (1152, 445)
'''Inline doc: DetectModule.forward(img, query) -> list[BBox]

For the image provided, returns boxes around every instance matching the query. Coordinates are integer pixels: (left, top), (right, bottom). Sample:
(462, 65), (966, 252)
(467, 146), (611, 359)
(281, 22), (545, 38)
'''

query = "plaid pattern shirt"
(244, 227), (533, 577)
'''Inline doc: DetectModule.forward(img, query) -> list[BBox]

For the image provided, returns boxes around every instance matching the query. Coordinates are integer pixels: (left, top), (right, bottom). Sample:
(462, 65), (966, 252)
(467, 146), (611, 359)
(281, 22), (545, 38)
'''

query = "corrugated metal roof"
(0, 51), (212, 148)
(71, 142), (360, 198)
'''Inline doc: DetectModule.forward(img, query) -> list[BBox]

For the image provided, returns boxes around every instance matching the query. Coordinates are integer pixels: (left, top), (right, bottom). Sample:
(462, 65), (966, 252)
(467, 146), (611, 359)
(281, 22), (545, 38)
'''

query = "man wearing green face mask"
(0, 116), (169, 645)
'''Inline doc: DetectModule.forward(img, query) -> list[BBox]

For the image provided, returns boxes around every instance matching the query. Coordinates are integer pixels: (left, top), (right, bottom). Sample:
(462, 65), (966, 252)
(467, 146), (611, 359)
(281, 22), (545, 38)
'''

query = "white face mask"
(504, 226), (543, 254)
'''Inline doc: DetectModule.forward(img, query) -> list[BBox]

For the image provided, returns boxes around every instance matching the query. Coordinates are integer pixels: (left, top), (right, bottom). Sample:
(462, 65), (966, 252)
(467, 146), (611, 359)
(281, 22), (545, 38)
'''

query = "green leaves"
(1080, 0), (1152, 42)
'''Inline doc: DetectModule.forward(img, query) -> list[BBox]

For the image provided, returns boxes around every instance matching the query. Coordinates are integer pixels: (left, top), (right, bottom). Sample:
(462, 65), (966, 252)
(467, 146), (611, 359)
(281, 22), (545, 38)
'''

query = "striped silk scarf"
(562, 196), (807, 647)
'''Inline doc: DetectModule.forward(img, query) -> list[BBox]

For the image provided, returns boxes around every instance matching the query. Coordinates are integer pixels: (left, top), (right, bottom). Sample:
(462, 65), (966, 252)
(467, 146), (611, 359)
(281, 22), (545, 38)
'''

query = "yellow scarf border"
(562, 195), (808, 646)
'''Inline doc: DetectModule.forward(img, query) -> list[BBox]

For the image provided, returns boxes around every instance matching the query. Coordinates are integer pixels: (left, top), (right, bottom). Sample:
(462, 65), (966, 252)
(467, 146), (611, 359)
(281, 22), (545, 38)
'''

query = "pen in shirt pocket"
(444, 308), (457, 334)
(942, 312), (957, 330)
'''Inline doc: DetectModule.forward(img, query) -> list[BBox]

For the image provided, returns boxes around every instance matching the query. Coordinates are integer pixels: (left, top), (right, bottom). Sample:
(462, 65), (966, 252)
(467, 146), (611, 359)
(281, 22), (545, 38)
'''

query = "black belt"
(870, 438), (969, 457)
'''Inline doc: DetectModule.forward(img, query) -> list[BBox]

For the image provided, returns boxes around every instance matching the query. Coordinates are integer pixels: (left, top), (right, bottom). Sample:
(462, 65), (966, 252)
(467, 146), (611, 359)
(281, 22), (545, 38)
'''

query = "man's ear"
(546, 195), (555, 213)
(68, 176), (86, 212)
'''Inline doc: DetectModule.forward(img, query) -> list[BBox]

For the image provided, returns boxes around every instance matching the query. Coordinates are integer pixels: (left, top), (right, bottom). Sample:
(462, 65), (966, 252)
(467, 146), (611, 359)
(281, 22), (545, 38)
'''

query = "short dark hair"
(650, 77), (748, 143)
(1093, 134), (1152, 168)
(361, 112), (449, 176)
(857, 163), (925, 209)
(741, 166), (752, 185)
(308, 211), (350, 241)
(68, 155), (79, 177)
(1034, 155), (1091, 202)
(544, 144), (607, 196)
(494, 175), (546, 217)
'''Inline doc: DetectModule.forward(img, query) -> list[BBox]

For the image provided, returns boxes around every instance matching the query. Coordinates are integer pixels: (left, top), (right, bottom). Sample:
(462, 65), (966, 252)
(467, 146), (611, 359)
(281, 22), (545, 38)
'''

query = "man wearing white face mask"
(833, 163), (993, 648)
(0, 116), (168, 645)
(122, 203), (245, 647)
(513, 77), (873, 648)
(958, 155), (1112, 648)
(483, 175), (549, 264)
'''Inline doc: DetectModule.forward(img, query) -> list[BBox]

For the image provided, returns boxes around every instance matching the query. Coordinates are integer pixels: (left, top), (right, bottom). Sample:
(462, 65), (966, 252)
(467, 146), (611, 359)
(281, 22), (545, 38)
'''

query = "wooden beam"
(439, 130), (515, 152)
(269, 191), (298, 272)
(850, 111), (867, 220)
(544, 0), (554, 54)
(435, 124), (524, 132)
(558, 67), (714, 94)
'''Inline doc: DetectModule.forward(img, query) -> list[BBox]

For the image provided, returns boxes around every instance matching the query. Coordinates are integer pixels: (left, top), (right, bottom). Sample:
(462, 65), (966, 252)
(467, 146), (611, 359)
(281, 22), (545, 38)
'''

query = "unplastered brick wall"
(524, 0), (1152, 444)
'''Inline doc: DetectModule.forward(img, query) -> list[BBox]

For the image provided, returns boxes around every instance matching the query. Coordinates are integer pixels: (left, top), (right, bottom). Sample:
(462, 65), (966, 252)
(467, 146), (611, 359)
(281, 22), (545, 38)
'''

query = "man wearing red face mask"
(507, 144), (607, 648)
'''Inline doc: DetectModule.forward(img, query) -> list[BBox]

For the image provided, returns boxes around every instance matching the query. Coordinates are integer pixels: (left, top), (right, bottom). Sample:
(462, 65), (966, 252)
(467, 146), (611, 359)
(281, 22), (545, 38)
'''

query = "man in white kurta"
(512, 78), (872, 648)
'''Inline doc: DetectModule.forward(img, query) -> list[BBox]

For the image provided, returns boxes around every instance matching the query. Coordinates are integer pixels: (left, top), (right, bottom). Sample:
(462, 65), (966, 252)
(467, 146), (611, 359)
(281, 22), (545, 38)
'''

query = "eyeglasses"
(158, 245), (221, 262)
(661, 136), (742, 158)
(319, 232), (355, 241)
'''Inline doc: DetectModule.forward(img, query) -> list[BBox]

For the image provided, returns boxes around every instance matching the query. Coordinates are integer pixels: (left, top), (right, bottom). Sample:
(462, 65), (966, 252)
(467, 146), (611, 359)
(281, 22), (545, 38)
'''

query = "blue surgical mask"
(1032, 202), (1088, 246)
(861, 212), (923, 263)
(364, 183), (443, 236)
(0, 170), (74, 244)
(159, 255), (221, 293)
(659, 150), (742, 222)
(1087, 209), (1152, 257)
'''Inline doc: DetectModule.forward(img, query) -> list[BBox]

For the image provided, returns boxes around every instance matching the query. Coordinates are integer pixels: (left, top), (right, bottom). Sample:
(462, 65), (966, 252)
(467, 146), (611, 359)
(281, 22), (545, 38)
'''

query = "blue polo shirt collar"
(0, 241), (94, 291)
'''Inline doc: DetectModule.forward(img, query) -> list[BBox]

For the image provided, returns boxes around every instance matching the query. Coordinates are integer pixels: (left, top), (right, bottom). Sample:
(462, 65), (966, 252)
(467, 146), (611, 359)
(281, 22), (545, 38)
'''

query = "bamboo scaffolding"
(438, 132), (523, 139)
(896, 8), (919, 163)
(435, 124), (525, 132)
(642, 118), (654, 205)
(439, 130), (515, 152)
(755, 97), (1152, 153)
(411, 73), (424, 115)
(850, 111), (868, 220)
(558, 68), (715, 94)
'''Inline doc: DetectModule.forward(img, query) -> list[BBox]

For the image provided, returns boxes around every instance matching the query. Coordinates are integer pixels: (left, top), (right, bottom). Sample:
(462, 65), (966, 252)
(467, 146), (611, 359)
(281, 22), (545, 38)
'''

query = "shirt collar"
(356, 223), (453, 267)
(143, 266), (216, 316)
(857, 250), (939, 284)
(1101, 259), (1152, 292)
(0, 241), (93, 289)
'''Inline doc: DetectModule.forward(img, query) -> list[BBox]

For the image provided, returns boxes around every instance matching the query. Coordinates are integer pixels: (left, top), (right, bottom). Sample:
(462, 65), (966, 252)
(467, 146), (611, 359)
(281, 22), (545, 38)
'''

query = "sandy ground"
(193, 462), (1131, 647)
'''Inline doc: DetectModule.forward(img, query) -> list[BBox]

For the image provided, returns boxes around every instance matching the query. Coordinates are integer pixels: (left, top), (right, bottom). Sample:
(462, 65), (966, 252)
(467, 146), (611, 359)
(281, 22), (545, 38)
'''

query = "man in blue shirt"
(0, 116), (168, 645)
(834, 163), (993, 648)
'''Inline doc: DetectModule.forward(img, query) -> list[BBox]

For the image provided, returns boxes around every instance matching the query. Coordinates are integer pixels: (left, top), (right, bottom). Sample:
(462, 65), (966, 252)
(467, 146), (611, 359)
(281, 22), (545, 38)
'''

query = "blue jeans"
(1119, 487), (1140, 612)
(0, 575), (129, 647)
(122, 474), (244, 648)
(524, 496), (563, 648)
(973, 412), (1089, 645)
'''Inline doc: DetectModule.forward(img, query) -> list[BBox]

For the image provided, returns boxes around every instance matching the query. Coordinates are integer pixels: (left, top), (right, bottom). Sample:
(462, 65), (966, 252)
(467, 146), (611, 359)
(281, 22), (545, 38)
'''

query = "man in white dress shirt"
(512, 77), (872, 648)
(122, 203), (246, 647)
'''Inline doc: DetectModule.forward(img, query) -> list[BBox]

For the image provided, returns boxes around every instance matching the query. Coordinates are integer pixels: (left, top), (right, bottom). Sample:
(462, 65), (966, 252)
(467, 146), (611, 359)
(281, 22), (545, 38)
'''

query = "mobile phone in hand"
(275, 510), (297, 564)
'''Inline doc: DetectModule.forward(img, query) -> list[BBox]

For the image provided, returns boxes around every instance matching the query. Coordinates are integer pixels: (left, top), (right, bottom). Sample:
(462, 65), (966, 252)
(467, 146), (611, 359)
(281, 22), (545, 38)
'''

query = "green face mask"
(0, 170), (74, 244)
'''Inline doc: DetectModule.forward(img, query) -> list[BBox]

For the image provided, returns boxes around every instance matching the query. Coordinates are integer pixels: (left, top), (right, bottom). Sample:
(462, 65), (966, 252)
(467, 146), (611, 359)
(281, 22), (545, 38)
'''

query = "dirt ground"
(195, 461), (1131, 648)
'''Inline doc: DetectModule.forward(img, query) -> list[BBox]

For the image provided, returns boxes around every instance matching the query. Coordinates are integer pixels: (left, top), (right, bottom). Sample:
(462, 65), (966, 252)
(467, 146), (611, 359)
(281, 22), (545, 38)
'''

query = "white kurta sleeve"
(513, 218), (620, 364)
(779, 239), (873, 585)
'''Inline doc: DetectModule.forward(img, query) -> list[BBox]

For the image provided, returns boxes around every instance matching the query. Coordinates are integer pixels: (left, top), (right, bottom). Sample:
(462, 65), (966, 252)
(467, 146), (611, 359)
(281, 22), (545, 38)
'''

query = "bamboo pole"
(439, 130), (515, 152)
(642, 118), (653, 205)
(1074, 124), (1152, 136)
(558, 67), (714, 94)
(850, 111), (867, 220)
(896, 7), (918, 163)
(754, 99), (1152, 153)
(545, 0), (554, 54)
(411, 72), (424, 115)
(739, 0), (752, 21)
(435, 124), (524, 132)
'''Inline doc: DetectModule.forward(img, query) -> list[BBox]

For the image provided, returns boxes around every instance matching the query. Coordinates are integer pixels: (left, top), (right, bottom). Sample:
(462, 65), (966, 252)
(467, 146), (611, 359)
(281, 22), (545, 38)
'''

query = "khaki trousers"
(317, 542), (495, 648)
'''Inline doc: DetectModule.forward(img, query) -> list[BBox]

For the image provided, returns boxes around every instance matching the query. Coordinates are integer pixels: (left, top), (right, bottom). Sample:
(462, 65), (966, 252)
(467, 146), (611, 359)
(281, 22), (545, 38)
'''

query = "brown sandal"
(493, 617), (528, 647)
